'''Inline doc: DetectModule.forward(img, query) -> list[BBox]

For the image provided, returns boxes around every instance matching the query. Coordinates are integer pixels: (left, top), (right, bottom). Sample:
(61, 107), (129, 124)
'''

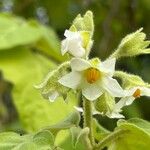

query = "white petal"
(113, 98), (126, 112)
(48, 91), (59, 102)
(102, 77), (125, 97)
(100, 58), (116, 76)
(82, 83), (103, 101)
(113, 96), (134, 114)
(63, 30), (85, 57)
(92, 110), (101, 115)
(140, 87), (150, 96)
(107, 112), (125, 118)
(58, 71), (81, 89)
(74, 106), (83, 112)
(71, 58), (91, 71)
(69, 45), (85, 57)
(118, 96), (135, 107)
(125, 96), (135, 105)
(64, 30), (78, 38)
(61, 40), (68, 55)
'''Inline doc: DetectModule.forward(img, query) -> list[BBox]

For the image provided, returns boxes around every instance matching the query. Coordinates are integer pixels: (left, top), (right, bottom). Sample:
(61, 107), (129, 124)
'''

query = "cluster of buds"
(36, 11), (150, 118)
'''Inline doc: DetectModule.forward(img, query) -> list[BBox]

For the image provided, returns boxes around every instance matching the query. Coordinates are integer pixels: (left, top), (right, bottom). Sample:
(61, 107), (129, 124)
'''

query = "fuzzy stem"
(94, 129), (128, 150)
(83, 97), (95, 147)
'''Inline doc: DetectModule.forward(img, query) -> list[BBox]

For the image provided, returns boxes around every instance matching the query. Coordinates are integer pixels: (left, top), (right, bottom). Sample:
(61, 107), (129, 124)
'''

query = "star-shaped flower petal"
(59, 58), (125, 101)
(117, 86), (150, 107)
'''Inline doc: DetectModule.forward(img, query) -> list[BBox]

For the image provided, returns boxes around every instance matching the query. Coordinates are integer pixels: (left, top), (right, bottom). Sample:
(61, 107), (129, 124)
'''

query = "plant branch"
(94, 129), (129, 150)
(83, 97), (95, 147)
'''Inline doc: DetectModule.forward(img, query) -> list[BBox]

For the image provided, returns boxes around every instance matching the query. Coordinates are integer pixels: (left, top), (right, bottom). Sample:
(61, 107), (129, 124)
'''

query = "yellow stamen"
(85, 68), (101, 84)
(133, 88), (141, 98)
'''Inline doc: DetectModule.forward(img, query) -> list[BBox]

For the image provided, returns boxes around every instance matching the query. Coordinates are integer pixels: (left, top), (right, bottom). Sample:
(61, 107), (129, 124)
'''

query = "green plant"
(0, 11), (150, 150)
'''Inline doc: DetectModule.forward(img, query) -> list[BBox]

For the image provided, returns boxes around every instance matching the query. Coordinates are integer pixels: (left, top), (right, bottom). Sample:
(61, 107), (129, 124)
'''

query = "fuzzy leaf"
(70, 127), (92, 150)
(0, 13), (64, 62)
(0, 47), (78, 132)
(0, 14), (41, 50)
(107, 118), (150, 150)
(0, 130), (54, 150)
(44, 111), (80, 136)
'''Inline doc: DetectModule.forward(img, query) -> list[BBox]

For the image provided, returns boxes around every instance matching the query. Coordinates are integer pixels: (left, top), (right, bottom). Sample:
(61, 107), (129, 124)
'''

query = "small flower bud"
(35, 62), (70, 102)
(110, 28), (150, 59)
(72, 11), (94, 35)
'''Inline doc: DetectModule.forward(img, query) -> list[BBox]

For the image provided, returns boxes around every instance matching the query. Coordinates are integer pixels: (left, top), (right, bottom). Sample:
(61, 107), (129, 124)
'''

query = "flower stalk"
(83, 96), (95, 147)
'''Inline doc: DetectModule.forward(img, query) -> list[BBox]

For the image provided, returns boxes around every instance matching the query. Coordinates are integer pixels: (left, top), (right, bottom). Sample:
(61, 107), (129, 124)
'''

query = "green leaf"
(0, 13), (64, 62)
(0, 14), (41, 50)
(45, 111), (80, 136)
(32, 21), (65, 62)
(92, 119), (110, 141)
(55, 130), (84, 150)
(33, 130), (54, 146)
(107, 118), (150, 150)
(70, 127), (92, 150)
(0, 130), (54, 150)
(0, 47), (78, 132)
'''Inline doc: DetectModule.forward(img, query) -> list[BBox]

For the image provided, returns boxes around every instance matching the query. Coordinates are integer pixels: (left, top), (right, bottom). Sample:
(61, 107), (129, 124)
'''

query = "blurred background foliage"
(0, 0), (150, 145)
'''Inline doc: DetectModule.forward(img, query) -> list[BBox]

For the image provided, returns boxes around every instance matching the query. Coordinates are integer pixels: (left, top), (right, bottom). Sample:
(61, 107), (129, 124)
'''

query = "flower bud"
(35, 62), (70, 102)
(111, 28), (150, 59)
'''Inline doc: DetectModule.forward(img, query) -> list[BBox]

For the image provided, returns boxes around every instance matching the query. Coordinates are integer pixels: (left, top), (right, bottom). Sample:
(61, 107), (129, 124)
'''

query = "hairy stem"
(94, 129), (128, 150)
(83, 97), (95, 147)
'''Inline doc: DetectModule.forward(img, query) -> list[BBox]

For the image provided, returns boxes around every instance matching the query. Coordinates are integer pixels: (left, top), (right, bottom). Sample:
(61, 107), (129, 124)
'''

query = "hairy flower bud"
(110, 28), (150, 59)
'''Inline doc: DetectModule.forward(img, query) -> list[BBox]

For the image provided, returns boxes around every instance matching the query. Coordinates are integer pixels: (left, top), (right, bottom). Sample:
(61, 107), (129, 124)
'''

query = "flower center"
(133, 88), (141, 98)
(85, 68), (101, 84)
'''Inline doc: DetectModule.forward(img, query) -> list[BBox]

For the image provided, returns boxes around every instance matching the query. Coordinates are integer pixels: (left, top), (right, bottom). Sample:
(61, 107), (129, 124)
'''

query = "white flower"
(117, 86), (150, 107)
(61, 30), (85, 57)
(107, 86), (150, 118)
(58, 58), (125, 101)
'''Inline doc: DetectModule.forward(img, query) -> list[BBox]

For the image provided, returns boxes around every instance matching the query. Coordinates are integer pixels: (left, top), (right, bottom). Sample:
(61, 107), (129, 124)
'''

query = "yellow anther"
(85, 68), (101, 84)
(133, 88), (141, 98)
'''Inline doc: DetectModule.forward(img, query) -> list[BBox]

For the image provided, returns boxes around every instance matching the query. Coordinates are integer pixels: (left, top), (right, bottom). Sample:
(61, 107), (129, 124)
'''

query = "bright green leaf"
(107, 118), (150, 150)
(45, 111), (80, 136)
(92, 119), (110, 141)
(0, 47), (78, 132)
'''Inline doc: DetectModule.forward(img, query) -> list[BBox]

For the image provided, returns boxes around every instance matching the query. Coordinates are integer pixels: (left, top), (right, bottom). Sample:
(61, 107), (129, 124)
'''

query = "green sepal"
(110, 28), (150, 59)
(72, 11), (94, 36)
(35, 61), (71, 101)
(69, 25), (77, 32)
(114, 71), (150, 89)
(94, 92), (115, 115)
(43, 111), (80, 136)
